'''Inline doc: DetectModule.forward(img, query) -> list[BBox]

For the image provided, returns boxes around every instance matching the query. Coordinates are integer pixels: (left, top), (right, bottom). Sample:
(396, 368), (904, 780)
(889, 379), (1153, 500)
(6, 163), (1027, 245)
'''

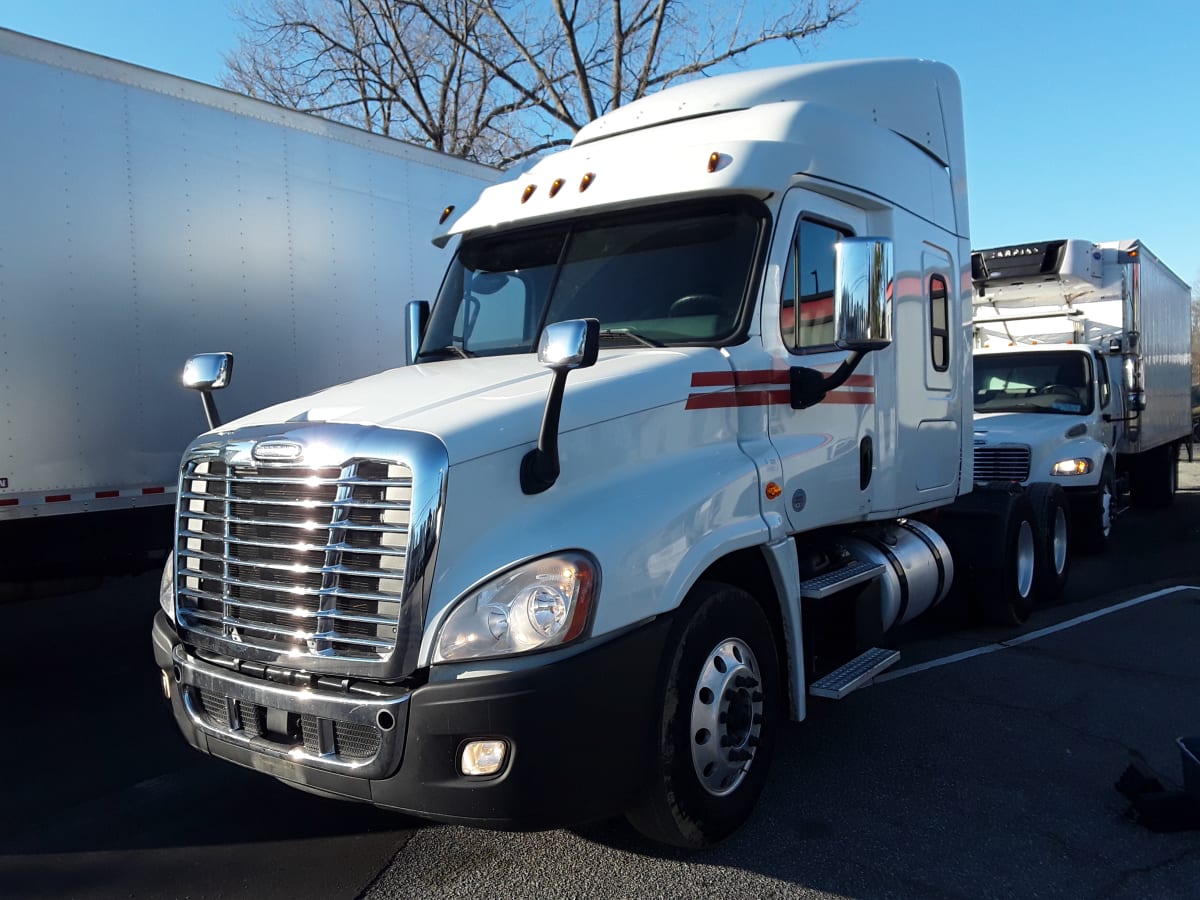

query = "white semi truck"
(972, 239), (1193, 551)
(0, 28), (498, 574)
(153, 59), (1059, 848)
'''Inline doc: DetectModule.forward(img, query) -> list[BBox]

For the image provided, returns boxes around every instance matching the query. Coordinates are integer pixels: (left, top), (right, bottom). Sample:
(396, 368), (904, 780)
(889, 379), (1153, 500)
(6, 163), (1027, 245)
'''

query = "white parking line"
(875, 584), (1200, 684)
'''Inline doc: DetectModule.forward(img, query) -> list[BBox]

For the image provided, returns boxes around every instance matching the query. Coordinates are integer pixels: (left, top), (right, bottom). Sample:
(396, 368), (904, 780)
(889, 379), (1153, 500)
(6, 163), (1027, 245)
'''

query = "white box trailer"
(971, 238), (1193, 548)
(0, 28), (499, 567)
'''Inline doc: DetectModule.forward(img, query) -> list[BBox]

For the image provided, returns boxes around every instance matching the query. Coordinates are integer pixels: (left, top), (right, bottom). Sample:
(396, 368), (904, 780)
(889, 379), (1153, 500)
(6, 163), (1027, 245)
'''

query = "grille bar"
(177, 588), (397, 626)
(177, 547), (406, 581)
(181, 490), (411, 512)
(179, 510), (411, 535)
(181, 608), (395, 648)
(178, 528), (408, 558)
(176, 456), (412, 662)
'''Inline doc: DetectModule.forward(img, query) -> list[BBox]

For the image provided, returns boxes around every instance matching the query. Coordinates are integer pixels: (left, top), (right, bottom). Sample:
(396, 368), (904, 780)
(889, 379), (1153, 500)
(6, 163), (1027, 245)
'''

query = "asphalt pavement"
(3, 462), (1199, 899)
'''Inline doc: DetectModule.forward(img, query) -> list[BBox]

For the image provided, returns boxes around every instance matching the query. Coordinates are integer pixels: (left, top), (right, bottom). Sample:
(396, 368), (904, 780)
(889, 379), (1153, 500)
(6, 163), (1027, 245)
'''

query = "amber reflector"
(765, 482), (782, 500)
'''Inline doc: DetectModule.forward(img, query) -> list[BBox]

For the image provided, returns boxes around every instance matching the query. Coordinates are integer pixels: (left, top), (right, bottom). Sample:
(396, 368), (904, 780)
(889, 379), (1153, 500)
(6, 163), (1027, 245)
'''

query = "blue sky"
(2, 0), (1197, 288)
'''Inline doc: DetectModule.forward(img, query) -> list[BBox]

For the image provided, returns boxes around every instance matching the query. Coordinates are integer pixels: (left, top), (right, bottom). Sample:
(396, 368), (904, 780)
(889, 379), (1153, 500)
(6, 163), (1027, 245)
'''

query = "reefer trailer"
(972, 239), (1193, 550)
(153, 59), (1064, 847)
(0, 28), (499, 570)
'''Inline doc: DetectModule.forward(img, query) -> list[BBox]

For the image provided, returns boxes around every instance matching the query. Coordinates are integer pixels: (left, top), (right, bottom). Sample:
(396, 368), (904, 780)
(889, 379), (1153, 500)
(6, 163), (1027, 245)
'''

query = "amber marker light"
(521, 184), (537, 203)
(707, 152), (723, 173)
(579, 172), (596, 192)
(439, 204), (455, 224)
(765, 482), (782, 500)
(549, 178), (565, 198)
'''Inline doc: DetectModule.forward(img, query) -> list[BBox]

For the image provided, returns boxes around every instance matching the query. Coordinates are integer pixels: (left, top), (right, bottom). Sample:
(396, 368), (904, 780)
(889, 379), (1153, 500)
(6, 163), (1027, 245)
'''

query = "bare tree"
(223, 0), (860, 166)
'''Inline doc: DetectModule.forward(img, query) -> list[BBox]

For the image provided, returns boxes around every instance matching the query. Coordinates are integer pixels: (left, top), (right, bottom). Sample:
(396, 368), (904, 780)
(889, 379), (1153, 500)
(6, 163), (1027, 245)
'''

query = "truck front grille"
(974, 446), (1031, 482)
(175, 458), (411, 662)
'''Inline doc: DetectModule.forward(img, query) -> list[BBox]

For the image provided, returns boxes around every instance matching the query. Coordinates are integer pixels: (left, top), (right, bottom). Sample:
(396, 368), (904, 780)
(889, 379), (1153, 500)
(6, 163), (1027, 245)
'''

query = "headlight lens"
(158, 552), (175, 621)
(1050, 458), (1092, 476)
(434, 553), (598, 662)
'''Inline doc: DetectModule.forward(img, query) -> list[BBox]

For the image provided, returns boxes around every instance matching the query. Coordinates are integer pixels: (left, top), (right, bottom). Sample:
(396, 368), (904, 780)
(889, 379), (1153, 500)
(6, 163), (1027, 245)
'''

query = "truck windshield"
(418, 198), (765, 358)
(974, 351), (1094, 415)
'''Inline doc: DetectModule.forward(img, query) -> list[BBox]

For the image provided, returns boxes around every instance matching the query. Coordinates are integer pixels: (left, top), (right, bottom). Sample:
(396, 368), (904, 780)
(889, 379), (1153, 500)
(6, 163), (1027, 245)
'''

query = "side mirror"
(521, 319), (600, 494)
(182, 352), (234, 430)
(406, 300), (430, 366)
(1129, 389), (1147, 412)
(182, 352), (233, 391)
(834, 237), (893, 352)
(538, 318), (600, 371)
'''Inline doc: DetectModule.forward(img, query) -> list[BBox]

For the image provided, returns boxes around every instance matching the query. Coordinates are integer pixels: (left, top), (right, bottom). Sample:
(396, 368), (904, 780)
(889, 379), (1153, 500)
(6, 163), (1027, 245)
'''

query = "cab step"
(798, 558), (885, 599)
(808, 647), (900, 700)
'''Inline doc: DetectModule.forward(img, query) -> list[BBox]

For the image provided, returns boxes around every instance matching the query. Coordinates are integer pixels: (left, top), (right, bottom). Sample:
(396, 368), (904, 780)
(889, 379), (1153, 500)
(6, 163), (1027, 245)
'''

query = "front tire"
(1078, 463), (1117, 553)
(626, 581), (781, 849)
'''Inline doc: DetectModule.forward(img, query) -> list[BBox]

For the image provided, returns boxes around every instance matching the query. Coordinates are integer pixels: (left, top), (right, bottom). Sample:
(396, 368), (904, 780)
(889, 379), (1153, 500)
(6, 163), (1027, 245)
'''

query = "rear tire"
(625, 581), (781, 849)
(1025, 483), (1071, 605)
(939, 486), (1039, 626)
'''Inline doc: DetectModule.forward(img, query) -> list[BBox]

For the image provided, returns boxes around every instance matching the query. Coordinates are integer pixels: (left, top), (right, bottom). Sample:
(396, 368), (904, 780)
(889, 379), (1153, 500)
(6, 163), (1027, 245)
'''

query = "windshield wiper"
(417, 344), (474, 360)
(598, 327), (664, 348)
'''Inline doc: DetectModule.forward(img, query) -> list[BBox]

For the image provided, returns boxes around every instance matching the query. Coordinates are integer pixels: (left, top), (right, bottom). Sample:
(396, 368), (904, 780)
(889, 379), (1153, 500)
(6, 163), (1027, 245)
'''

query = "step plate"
(809, 647), (900, 700)
(799, 559), (886, 599)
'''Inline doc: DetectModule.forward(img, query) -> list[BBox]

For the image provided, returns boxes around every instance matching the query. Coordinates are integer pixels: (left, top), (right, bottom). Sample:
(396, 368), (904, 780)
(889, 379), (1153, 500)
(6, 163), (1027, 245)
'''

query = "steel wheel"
(690, 638), (763, 796)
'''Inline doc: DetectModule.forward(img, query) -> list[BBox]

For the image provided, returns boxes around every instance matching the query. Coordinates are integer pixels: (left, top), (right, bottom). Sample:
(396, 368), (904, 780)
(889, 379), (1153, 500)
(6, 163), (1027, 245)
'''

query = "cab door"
(761, 188), (874, 532)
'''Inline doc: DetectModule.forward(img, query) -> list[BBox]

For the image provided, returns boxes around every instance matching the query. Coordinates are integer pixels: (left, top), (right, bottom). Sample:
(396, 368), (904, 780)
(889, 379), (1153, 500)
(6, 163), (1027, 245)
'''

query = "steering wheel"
(668, 294), (725, 317)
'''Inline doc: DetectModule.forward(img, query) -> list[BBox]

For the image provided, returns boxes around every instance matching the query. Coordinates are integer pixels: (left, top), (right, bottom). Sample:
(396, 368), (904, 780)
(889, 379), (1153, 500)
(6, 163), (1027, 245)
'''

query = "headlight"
(158, 552), (175, 620)
(1050, 458), (1092, 476)
(434, 552), (598, 662)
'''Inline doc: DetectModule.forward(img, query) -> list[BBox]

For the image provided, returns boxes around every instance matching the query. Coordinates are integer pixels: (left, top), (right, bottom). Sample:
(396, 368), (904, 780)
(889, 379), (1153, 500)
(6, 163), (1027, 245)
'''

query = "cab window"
(781, 218), (849, 353)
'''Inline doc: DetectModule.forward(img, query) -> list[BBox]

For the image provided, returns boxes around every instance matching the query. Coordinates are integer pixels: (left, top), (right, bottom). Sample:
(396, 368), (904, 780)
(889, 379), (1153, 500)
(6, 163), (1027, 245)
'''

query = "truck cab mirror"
(834, 237), (893, 352)
(182, 352), (234, 430)
(1129, 389), (1147, 412)
(538, 318), (600, 371)
(406, 300), (430, 366)
(522, 319), (600, 494)
(182, 352), (233, 391)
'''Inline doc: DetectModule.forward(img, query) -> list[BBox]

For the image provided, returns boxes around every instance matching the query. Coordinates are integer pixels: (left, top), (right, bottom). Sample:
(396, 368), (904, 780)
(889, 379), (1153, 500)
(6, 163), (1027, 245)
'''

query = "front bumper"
(153, 610), (671, 829)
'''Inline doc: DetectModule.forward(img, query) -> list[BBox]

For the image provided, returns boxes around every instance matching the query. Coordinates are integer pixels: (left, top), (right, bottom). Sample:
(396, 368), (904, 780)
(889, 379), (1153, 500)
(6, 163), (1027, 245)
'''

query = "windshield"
(418, 198), (765, 359)
(974, 351), (1094, 415)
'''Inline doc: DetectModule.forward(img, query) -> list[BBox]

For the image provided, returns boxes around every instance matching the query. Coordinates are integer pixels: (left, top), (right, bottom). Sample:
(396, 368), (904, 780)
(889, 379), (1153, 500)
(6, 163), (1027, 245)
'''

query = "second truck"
(154, 59), (1066, 848)
(972, 239), (1193, 551)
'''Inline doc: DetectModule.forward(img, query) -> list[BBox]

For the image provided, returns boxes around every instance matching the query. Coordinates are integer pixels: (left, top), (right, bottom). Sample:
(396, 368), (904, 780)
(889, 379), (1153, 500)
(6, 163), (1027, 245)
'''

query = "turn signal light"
(765, 482), (782, 500)
(439, 204), (455, 224)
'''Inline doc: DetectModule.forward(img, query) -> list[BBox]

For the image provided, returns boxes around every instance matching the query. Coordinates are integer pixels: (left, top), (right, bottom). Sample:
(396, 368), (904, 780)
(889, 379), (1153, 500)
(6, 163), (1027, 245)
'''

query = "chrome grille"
(973, 446), (1031, 482)
(175, 457), (412, 662)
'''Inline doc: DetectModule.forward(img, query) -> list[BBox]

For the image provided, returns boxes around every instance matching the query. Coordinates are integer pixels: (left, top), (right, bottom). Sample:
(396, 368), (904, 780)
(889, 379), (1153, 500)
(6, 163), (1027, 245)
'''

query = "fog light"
(160, 670), (172, 700)
(461, 739), (508, 776)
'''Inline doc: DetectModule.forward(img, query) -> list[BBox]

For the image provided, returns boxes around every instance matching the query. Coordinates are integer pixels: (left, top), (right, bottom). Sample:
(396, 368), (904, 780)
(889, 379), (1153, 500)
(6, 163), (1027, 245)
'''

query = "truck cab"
(973, 343), (1118, 548)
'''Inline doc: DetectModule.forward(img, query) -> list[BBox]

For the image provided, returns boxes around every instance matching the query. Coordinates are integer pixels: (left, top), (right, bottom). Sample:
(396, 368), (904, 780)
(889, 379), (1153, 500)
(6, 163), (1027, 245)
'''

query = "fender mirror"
(521, 319), (600, 494)
(182, 352), (234, 430)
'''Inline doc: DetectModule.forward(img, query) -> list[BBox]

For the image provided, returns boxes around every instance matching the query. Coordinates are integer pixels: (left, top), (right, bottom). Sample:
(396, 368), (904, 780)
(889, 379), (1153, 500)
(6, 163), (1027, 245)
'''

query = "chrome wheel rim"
(1051, 506), (1069, 576)
(1016, 519), (1036, 598)
(690, 638), (763, 797)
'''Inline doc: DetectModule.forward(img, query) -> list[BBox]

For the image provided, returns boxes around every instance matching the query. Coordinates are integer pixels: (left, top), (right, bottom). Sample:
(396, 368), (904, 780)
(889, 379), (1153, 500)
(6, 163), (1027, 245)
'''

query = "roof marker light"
(439, 205), (455, 224)
(579, 172), (595, 192)
(549, 178), (565, 198)
(707, 152), (723, 173)
(521, 184), (537, 204)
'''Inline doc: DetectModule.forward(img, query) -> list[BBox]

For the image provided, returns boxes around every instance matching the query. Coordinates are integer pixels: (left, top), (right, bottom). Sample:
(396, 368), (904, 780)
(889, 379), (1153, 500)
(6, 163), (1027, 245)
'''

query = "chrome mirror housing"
(834, 237), (893, 352)
(538, 319), (600, 371)
(182, 352), (234, 391)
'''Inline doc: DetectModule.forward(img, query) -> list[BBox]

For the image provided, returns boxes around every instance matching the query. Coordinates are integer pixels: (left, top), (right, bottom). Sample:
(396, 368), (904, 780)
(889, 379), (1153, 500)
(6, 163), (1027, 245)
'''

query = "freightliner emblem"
(252, 440), (304, 462)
